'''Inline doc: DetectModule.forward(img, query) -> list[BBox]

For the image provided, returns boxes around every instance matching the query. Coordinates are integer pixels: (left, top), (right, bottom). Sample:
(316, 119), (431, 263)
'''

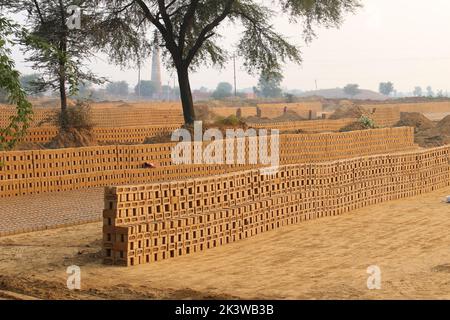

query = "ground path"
(0, 188), (103, 236)
(0, 186), (449, 299)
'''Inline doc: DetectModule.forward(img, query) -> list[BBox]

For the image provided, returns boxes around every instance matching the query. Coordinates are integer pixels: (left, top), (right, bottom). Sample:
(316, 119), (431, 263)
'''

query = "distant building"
(151, 33), (162, 98)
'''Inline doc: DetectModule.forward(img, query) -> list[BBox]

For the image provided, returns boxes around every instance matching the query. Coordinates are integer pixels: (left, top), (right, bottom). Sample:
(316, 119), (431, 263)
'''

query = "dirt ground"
(1, 186), (450, 300)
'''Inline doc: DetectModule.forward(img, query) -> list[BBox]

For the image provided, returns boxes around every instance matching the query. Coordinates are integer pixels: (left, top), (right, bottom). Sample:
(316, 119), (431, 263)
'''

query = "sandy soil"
(1, 187), (449, 300)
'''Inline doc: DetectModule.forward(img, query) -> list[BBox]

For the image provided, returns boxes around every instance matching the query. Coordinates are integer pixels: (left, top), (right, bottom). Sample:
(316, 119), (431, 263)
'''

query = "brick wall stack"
(22, 124), (181, 144)
(257, 102), (323, 119)
(0, 103), (184, 128)
(363, 101), (450, 114)
(0, 127), (416, 198)
(363, 106), (401, 127)
(103, 145), (450, 266)
(251, 118), (357, 132)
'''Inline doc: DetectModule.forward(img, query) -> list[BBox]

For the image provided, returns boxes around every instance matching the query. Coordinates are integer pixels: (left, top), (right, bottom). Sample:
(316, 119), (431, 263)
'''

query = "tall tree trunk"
(58, 48), (68, 131)
(176, 66), (196, 125)
(58, 0), (68, 131)
(59, 65), (68, 130)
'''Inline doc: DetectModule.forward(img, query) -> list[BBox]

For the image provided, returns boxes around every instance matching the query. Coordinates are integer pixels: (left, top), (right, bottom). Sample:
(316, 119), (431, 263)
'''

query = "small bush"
(359, 115), (376, 129)
(42, 100), (94, 131)
(214, 115), (244, 127)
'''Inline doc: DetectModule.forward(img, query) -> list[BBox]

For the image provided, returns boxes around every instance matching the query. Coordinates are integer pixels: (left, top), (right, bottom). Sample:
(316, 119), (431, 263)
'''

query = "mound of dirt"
(436, 115), (450, 135)
(116, 103), (133, 108)
(329, 105), (366, 119)
(272, 110), (305, 122)
(45, 128), (98, 149)
(339, 121), (370, 132)
(395, 112), (435, 132)
(144, 133), (173, 144)
(245, 111), (305, 124)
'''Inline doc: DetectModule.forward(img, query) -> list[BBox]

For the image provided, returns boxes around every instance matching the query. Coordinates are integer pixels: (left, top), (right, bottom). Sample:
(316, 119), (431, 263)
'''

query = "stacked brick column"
(103, 146), (450, 266)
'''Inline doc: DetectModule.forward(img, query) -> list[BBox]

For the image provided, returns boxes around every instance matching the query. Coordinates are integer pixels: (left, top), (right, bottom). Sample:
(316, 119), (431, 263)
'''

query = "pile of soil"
(193, 104), (219, 123)
(436, 115), (450, 135)
(143, 133), (173, 144)
(45, 128), (98, 149)
(395, 112), (435, 132)
(143, 119), (249, 145)
(395, 112), (450, 148)
(339, 121), (370, 132)
(245, 111), (304, 124)
(329, 105), (367, 119)
(272, 110), (305, 122)
(116, 103), (133, 108)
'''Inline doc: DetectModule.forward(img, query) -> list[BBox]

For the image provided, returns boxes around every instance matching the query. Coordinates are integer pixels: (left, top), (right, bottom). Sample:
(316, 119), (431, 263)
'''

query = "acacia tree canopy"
(97, 0), (361, 124)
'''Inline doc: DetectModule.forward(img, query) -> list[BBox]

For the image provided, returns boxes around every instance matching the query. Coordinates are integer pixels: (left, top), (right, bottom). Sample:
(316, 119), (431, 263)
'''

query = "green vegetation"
(0, 17), (33, 151)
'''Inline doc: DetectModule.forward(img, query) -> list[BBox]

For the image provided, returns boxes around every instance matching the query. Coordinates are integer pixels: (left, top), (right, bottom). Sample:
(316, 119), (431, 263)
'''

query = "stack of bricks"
(20, 125), (181, 144)
(250, 118), (357, 132)
(363, 101), (450, 114)
(0, 128), (417, 198)
(103, 145), (450, 266)
(0, 127), (417, 198)
(0, 103), (184, 128)
(19, 118), (357, 144)
(363, 106), (401, 127)
(257, 102), (322, 119)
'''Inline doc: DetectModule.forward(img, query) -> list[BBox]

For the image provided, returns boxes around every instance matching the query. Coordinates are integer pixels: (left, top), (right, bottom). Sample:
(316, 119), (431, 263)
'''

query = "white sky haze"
(8, 0), (450, 93)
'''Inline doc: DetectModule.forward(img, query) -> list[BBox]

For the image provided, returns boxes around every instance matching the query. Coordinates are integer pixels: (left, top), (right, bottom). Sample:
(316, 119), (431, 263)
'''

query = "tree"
(20, 73), (42, 95)
(426, 86), (434, 98)
(413, 86), (422, 97)
(0, 17), (33, 150)
(135, 80), (158, 97)
(1, 0), (106, 130)
(344, 84), (360, 97)
(379, 82), (394, 96)
(106, 81), (129, 96)
(256, 70), (283, 98)
(98, 0), (361, 124)
(212, 82), (233, 99)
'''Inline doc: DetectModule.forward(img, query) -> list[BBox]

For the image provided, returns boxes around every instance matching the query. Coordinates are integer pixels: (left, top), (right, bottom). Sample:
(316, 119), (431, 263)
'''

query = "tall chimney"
(151, 32), (162, 97)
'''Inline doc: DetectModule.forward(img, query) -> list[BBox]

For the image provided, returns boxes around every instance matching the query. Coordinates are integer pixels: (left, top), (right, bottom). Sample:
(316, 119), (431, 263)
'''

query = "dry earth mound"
(395, 112), (435, 132)
(329, 105), (366, 119)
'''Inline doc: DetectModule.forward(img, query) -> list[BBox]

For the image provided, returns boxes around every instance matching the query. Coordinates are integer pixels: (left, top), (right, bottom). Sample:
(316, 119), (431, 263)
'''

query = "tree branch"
(179, 0), (199, 52)
(185, 0), (235, 65)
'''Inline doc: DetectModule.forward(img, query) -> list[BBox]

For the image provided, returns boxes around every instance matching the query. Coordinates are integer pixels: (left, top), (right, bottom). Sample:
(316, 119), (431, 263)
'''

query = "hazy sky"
(10, 0), (450, 93)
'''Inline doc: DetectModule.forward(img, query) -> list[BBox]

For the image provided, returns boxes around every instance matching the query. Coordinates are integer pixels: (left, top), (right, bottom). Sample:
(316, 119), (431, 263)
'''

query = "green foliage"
(215, 115), (244, 126)
(135, 80), (158, 97)
(344, 83), (360, 97)
(255, 70), (283, 98)
(19, 73), (42, 95)
(0, 17), (33, 151)
(379, 82), (394, 96)
(212, 82), (233, 99)
(359, 115), (376, 129)
(106, 81), (129, 96)
(97, 0), (361, 123)
(1, 0), (107, 121)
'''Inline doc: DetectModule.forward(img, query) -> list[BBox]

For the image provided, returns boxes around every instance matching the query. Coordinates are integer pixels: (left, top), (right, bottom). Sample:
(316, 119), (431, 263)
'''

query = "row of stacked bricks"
(0, 127), (417, 197)
(251, 118), (357, 132)
(103, 145), (450, 266)
(0, 104), (184, 128)
(363, 106), (401, 127)
(21, 125), (181, 144)
(0, 144), (255, 197)
(20, 118), (360, 144)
